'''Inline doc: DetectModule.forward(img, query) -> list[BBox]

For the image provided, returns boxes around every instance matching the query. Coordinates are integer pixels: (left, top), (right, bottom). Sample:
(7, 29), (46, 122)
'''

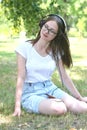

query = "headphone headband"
(39, 14), (67, 32)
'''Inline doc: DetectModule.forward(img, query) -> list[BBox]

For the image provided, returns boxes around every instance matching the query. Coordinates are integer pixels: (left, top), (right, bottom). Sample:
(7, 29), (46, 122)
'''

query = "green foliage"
(0, 4), (10, 36)
(1, 0), (44, 36)
(1, 0), (87, 37)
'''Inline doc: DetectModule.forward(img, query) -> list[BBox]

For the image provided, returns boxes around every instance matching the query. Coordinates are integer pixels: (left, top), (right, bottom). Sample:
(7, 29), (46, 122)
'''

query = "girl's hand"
(13, 107), (21, 117)
(80, 97), (87, 103)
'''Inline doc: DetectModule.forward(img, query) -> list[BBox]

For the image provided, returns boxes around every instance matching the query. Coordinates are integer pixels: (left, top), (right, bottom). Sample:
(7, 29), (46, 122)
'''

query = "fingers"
(81, 97), (87, 103)
(13, 111), (21, 117)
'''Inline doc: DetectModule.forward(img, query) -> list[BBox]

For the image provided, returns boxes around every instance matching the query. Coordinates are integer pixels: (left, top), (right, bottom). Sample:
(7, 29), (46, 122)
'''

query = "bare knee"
(51, 101), (67, 115)
(39, 99), (67, 115)
(63, 95), (87, 113)
(66, 100), (87, 113)
(64, 97), (77, 111)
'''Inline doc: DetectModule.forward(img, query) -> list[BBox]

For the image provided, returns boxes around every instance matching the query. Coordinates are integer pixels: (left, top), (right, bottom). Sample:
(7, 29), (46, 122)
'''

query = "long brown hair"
(30, 15), (73, 68)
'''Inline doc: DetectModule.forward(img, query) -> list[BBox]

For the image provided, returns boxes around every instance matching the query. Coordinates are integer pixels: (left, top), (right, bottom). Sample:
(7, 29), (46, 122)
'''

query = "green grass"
(0, 37), (87, 130)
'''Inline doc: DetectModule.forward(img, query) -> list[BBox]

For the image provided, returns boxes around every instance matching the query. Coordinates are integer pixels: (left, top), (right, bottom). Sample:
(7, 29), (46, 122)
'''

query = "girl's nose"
(44, 29), (49, 34)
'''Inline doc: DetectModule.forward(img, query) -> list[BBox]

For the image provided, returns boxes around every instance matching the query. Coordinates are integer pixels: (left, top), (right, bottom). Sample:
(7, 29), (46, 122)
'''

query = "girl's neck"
(33, 39), (50, 56)
(35, 38), (49, 50)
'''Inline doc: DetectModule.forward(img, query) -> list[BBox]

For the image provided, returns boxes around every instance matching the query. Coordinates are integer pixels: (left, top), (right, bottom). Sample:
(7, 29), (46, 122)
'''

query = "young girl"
(13, 14), (87, 116)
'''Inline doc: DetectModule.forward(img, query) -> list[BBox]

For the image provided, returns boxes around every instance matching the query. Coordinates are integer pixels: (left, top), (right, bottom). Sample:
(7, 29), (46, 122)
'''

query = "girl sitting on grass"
(13, 14), (87, 116)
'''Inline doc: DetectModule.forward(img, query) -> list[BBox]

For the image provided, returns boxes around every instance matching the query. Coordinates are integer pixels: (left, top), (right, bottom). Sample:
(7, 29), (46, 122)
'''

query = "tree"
(1, 0), (87, 37)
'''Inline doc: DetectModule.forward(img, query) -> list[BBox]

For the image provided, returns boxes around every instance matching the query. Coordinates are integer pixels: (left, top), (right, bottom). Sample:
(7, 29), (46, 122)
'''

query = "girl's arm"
(57, 59), (83, 100)
(13, 53), (26, 116)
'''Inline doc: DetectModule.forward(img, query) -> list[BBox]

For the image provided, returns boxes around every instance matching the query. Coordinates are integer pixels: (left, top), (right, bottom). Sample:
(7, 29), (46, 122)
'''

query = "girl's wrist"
(15, 101), (21, 107)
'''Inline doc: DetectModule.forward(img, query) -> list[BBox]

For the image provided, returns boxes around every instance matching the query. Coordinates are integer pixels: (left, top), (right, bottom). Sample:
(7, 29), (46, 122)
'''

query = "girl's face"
(40, 20), (58, 42)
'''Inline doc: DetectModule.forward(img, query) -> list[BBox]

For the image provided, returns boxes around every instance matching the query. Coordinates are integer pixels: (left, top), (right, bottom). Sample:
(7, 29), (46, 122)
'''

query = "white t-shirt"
(15, 41), (57, 83)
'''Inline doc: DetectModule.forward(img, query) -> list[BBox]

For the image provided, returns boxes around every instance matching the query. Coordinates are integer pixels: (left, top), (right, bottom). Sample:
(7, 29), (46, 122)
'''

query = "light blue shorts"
(21, 80), (67, 113)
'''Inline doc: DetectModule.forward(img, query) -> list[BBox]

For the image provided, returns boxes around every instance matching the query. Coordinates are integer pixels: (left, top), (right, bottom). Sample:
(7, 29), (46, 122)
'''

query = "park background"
(0, 0), (87, 130)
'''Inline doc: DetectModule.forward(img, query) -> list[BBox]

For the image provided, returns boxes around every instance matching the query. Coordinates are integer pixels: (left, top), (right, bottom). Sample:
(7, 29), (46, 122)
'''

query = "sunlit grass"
(70, 37), (87, 62)
(0, 37), (87, 130)
(0, 114), (12, 124)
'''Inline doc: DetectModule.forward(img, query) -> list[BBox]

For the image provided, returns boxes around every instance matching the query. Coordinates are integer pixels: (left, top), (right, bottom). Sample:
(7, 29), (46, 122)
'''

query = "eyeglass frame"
(42, 24), (58, 36)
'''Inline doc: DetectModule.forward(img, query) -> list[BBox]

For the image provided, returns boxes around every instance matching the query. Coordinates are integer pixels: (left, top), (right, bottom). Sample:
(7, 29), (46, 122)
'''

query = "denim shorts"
(21, 80), (67, 113)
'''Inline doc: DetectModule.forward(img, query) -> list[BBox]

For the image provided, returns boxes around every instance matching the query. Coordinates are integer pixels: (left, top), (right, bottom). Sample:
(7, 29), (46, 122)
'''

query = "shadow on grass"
(0, 55), (87, 129)
(52, 66), (87, 95)
(0, 51), (15, 57)
(0, 62), (87, 115)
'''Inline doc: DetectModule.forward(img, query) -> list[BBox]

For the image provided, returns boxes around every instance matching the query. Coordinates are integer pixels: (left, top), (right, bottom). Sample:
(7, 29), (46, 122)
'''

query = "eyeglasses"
(42, 24), (57, 36)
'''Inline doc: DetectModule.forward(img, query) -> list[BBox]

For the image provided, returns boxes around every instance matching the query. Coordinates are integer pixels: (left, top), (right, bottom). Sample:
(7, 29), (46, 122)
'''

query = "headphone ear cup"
(39, 20), (46, 28)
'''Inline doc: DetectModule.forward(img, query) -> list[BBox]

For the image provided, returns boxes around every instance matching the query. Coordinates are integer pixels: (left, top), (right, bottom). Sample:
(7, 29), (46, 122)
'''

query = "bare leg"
(62, 94), (87, 113)
(38, 98), (67, 115)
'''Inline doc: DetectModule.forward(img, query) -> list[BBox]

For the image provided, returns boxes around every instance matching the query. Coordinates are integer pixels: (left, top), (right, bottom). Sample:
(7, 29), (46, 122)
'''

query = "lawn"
(0, 37), (87, 130)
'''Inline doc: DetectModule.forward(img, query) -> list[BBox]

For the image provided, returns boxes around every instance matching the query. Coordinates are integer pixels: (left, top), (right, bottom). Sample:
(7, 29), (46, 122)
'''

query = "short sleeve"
(15, 42), (27, 59)
(15, 41), (32, 59)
